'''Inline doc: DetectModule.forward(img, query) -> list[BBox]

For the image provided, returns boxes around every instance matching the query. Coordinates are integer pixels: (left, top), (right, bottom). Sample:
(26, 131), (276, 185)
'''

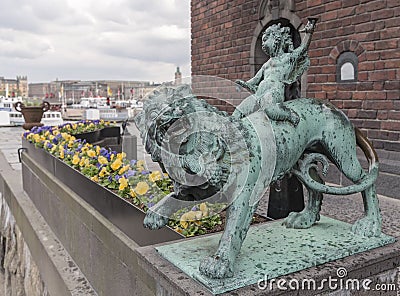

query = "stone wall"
(0, 193), (49, 296)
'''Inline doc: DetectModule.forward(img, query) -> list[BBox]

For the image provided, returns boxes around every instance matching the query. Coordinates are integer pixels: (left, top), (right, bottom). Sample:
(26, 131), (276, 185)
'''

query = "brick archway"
(329, 40), (366, 63)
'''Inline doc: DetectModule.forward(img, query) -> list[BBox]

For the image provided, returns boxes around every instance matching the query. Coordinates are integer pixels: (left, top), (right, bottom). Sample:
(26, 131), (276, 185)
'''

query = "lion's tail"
(292, 128), (379, 195)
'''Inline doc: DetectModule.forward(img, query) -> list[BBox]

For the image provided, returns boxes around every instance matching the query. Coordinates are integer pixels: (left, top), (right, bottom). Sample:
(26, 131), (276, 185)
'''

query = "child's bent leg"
(232, 95), (260, 119)
(264, 104), (300, 126)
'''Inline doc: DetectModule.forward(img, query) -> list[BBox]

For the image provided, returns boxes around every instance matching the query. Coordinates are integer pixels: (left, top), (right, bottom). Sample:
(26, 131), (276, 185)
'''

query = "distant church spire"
(174, 66), (182, 85)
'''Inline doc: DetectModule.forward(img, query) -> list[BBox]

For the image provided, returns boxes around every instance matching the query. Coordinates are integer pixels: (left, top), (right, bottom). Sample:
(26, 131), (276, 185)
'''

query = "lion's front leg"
(199, 183), (262, 279)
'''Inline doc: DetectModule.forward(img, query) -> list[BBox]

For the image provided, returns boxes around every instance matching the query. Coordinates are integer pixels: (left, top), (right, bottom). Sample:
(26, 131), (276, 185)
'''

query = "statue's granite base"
(136, 216), (396, 295)
(156, 216), (394, 294)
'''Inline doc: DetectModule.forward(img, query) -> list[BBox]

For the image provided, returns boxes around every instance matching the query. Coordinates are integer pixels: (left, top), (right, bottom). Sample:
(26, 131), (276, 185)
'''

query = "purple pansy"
(124, 169), (136, 178)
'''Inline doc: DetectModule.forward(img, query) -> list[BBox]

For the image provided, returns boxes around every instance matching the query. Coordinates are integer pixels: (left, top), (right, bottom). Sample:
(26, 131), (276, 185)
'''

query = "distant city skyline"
(0, 0), (191, 83)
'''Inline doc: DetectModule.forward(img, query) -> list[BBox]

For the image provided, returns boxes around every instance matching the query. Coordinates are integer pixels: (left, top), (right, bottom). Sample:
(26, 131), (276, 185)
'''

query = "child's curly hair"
(262, 23), (294, 53)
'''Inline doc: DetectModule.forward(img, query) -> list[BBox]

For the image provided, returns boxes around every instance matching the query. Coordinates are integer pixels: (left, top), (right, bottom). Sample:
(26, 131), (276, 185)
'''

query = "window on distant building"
(336, 51), (358, 83)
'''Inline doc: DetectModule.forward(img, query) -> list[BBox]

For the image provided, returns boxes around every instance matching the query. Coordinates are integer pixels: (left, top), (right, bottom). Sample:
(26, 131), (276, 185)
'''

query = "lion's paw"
(199, 255), (234, 279)
(351, 216), (381, 237)
(143, 210), (169, 230)
(283, 211), (317, 229)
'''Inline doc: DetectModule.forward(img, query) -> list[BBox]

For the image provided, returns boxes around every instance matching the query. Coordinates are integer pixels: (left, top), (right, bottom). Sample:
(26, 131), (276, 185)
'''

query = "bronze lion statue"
(134, 84), (380, 279)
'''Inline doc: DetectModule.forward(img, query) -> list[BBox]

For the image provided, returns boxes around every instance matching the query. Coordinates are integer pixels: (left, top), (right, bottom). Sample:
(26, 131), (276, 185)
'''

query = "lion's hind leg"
(283, 168), (323, 229)
(324, 131), (382, 237)
(351, 185), (382, 237)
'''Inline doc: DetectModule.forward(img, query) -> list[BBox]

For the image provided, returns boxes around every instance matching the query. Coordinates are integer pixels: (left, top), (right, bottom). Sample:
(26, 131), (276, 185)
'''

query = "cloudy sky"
(0, 0), (191, 83)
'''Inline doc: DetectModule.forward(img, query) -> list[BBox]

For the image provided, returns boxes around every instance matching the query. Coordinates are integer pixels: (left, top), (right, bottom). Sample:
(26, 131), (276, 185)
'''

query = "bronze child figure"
(234, 20), (316, 125)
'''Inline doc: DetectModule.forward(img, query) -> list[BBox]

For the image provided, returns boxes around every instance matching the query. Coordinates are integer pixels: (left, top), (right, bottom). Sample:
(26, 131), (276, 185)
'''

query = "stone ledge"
(0, 151), (96, 295)
(20, 146), (158, 295)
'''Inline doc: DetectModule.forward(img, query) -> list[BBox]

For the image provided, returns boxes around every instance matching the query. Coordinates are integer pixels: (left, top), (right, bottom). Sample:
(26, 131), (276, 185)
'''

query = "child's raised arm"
(292, 18), (317, 58)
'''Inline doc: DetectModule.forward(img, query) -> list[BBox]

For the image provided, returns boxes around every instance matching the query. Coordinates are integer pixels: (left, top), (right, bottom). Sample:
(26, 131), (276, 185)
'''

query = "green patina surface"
(136, 18), (383, 279)
(156, 216), (395, 295)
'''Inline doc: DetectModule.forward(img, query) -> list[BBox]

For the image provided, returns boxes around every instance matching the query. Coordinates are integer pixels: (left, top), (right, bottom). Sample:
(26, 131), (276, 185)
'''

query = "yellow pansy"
(137, 160), (145, 167)
(199, 203), (209, 217)
(134, 181), (149, 195)
(110, 153), (115, 161)
(99, 167), (109, 177)
(79, 157), (89, 167)
(174, 227), (184, 234)
(118, 177), (128, 191)
(180, 211), (203, 229)
(72, 124), (77, 130)
(44, 131), (50, 137)
(61, 132), (70, 140)
(59, 150), (64, 159)
(98, 156), (108, 165)
(111, 158), (122, 171)
(68, 140), (75, 148)
(149, 171), (162, 182)
(33, 134), (40, 143)
(72, 155), (80, 165)
(118, 165), (130, 175)
(96, 146), (100, 155)
(129, 189), (137, 198)
(87, 150), (96, 158)
(117, 152), (126, 160)
(91, 175), (99, 182)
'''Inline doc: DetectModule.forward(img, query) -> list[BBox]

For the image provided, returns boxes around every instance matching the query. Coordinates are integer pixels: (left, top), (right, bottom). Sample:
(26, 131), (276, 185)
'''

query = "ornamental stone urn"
(14, 101), (50, 130)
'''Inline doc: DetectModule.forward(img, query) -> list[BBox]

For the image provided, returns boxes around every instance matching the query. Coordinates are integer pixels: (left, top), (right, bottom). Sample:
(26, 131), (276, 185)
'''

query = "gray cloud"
(0, 0), (190, 83)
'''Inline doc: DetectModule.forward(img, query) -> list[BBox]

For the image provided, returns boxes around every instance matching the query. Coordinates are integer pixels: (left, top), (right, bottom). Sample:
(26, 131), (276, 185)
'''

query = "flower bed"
(22, 120), (231, 237)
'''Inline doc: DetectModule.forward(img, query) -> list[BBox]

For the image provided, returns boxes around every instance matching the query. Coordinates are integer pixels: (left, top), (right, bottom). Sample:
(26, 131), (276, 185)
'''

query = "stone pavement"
(0, 126), (23, 171)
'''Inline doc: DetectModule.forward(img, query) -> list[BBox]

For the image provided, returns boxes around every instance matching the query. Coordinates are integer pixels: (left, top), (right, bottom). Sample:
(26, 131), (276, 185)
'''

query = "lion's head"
(134, 85), (249, 201)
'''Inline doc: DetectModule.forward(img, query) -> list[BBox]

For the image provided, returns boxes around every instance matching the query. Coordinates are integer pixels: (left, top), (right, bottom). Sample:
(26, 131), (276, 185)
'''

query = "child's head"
(262, 24), (294, 56)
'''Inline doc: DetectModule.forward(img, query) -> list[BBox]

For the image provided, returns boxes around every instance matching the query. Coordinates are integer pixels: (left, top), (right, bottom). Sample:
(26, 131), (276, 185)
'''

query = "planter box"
(74, 126), (121, 145)
(22, 139), (184, 246)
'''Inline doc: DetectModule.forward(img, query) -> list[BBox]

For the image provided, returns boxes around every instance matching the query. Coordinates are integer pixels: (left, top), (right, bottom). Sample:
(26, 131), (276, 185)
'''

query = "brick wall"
(191, 0), (260, 112)
(297, 0), (400, 152)
(191, 0), (400, 151)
